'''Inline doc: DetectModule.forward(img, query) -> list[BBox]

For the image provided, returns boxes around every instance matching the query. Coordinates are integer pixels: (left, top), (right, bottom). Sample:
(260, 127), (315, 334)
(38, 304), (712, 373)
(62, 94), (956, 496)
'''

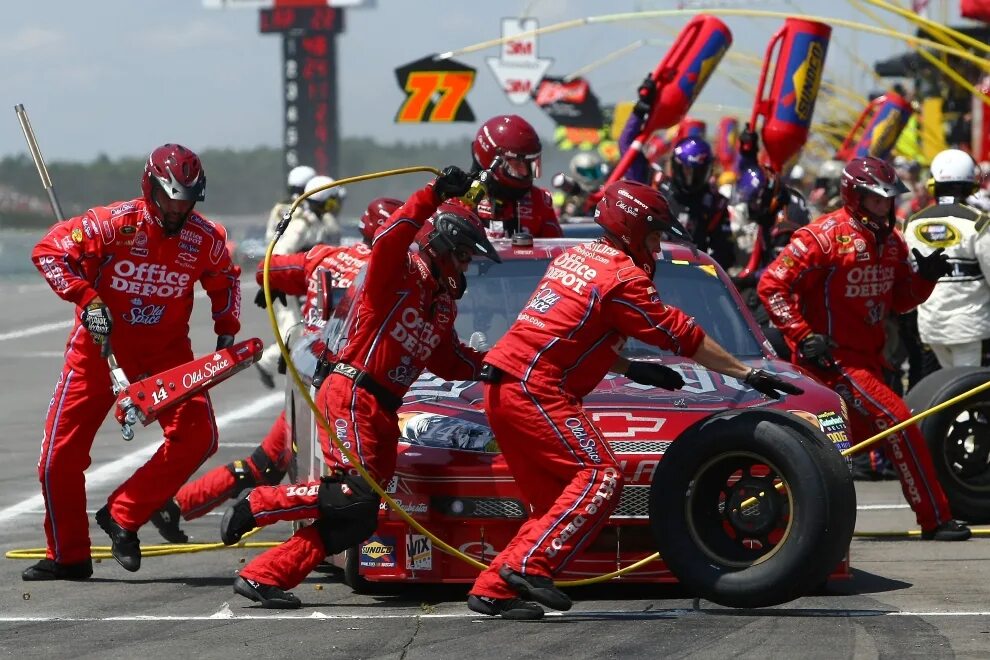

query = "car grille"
(612, 484), (650, 518)
(608, 440), (670, 454)
(432, 496), (527, 519)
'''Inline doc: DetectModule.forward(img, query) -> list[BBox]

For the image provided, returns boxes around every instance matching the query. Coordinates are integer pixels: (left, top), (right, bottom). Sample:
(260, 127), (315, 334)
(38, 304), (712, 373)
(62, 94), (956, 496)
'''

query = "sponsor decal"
(390, 307), (444, 361)
(110, 260), (191, 298)
(844, 264), (895, 297)
(546, 467), (619, 558)
(781, 255), (795, 268)
(458, 541), (498, 561)
(82, 218), (96, 238)
(589, 411), (666, 439)
(121, 225), (136, 235)
(525, 286), (561, 313)
(546, 251), (598, 294)
(71, 228), (83, 243)
(405, 534), (432, 570)
(853, 238), (866, 252)
(60, 237), (74, 250)
(564, 417), (602, 464)
(178, 241), (199, 253)
(130, 248), (149, 258)
(177, 252), (197, 268)
(360, 535), (397, 568)
(382, 495), (429, 518)
(179, 229), (202, 245)
(121, 303), (166, 325)
(914, 222), (960, 249)
(181, 354), (230, 388)
(836, 234), (851, 244)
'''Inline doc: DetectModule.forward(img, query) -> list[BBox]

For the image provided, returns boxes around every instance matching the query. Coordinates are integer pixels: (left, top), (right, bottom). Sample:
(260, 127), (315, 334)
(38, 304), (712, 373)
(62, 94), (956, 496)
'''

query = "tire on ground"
(343, 545), (371, 593)
(904, 366), (990, 524)
(649, 409), (856, 609)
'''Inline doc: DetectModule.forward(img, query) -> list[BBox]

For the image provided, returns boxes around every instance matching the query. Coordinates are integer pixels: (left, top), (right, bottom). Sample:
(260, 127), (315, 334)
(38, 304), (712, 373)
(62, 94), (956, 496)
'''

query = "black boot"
(921, 520), (972, 541)
(233, 576), (301, 609)
(149, 498), (189, 544)
(498, 565), (572, 611)
(96, 505), (141, 572)
(22, 558), (93, 582)
(220, 491), (256, 545)
(467, 594), (544, 620)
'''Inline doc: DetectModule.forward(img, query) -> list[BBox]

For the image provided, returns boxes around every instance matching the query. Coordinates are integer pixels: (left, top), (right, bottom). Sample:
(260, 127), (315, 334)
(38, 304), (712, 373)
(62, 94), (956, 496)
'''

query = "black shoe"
(233, 576), (301, 609)
(21, 558), (93, 582)
(220, 491), (256, 545)
(467, 594), (544, 620)
(95, 505), (141, 572)
(921, 520), (972, 541)
(498, 565), (572, 612)
(149, 499), (189, 544)
(255, 363), (275, 390)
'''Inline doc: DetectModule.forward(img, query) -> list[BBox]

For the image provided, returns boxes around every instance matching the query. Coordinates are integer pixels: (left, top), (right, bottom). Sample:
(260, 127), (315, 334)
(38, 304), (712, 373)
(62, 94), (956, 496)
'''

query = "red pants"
(175, 411), (292, 520)
(471, 376), (623, 601)
(238, 373), (398, 589)
(40, 326), (219, 564)
(806, 361), (951, 530)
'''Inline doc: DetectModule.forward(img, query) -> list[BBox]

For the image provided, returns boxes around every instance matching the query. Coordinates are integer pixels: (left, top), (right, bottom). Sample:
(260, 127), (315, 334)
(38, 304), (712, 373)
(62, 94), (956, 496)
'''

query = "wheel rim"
(684, 451), (794, 569)
(940, 403), (990, 492)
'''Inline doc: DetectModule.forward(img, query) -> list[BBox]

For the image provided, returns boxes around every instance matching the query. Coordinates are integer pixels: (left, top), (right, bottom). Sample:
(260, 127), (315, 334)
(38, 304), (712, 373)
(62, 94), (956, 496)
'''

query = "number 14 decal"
(151, 387), (168, 405)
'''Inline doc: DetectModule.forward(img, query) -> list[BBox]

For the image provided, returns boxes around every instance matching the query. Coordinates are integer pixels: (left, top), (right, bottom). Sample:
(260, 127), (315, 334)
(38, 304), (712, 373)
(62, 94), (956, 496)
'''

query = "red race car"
(287, 235), (856, 608)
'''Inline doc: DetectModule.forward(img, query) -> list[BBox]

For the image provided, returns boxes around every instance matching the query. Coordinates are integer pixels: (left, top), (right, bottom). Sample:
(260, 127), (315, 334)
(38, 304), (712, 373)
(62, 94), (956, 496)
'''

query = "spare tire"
(649, 409), (856, 609)
(904, 367), (990, 523)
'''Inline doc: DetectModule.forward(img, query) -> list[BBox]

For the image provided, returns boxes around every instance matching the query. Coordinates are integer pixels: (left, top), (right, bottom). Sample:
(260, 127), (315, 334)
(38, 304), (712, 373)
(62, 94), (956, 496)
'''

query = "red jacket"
(33, 199), (240, 356)
(476, 185), (563, 238)
(485, 240), (706, 399)
(258, 242), (370, 335)
(757, 208), (935, 368)
(335, 187), (486, 397)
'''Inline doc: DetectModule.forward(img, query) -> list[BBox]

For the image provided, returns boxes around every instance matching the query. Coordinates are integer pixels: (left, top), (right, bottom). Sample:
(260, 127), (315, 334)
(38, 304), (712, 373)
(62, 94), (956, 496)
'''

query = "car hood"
(398, 356), (845, 453)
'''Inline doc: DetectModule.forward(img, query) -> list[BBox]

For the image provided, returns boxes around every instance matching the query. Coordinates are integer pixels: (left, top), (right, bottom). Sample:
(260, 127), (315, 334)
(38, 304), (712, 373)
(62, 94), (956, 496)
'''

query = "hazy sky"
(0, 0), (969, 162)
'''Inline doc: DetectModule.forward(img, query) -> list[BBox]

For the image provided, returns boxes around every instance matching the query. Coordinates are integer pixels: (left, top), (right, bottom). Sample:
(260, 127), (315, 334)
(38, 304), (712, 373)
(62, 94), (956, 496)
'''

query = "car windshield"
(456, 256), (764, 358)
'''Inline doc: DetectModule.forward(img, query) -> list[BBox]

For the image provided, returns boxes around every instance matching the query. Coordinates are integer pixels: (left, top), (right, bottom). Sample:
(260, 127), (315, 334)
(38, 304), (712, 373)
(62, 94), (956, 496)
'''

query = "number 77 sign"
(394, 55), (477, 123)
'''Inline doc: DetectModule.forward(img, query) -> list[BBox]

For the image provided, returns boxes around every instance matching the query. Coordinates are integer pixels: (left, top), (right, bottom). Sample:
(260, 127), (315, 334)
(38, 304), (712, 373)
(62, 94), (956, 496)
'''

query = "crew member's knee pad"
(314, 472), (381, 555)
(249, 446), (287, 486)
(225, 460), (257, 496)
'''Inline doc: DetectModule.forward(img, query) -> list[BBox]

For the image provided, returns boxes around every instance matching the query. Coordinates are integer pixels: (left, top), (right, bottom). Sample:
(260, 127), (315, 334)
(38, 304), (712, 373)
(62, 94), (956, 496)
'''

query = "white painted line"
(1, 609), (989, 622)
(857, 504), (909, 510)
(0, 319), (71, 342)
(0, 392), (283, 523)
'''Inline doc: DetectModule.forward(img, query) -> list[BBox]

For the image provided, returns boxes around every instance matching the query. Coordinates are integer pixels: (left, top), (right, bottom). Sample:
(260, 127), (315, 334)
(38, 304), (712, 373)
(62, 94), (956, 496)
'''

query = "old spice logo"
(121, 303), (166, 325)
(526, 286), (561, 313)
(616, 200), (639, 217)
(181, 357), (230, 389)
(362, 541), (393, 559)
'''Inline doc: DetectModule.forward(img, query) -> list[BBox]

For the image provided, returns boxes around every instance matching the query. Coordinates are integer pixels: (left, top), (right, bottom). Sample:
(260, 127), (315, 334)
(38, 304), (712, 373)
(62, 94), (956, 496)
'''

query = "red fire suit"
(175, 242), (371, 519)
(32, 199), (240, 564)
(757, 209), (953, 531)
(470, 240), (706, 601)
(476, 185), (563, 238)
(237, 186), (486, 590)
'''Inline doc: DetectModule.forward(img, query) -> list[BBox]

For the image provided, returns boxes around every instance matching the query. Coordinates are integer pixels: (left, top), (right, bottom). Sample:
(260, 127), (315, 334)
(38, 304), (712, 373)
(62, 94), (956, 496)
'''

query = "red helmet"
(472, 114), (542, 190)
(141, 143), (206, 233)
(358, 197), (403, 243)
(594, 180), (688, 274)
(840, 156), (908, 234)
(415, 201), (501, 298)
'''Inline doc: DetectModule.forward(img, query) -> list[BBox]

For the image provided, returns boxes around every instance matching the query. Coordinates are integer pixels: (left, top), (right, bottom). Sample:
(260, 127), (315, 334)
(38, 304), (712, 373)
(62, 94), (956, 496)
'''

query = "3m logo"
(590, 412), (666, 438)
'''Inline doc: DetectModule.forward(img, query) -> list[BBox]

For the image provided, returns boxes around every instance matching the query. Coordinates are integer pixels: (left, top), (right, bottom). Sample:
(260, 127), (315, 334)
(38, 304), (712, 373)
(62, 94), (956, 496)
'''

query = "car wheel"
(649, 409), (856, 608)
(904, 367), (990, 523)
(343, 545), (371, 593)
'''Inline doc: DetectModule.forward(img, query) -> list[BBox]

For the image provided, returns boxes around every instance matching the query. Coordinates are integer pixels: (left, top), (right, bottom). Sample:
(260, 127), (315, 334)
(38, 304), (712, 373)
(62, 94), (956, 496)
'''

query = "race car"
(286, 234), (856, 608)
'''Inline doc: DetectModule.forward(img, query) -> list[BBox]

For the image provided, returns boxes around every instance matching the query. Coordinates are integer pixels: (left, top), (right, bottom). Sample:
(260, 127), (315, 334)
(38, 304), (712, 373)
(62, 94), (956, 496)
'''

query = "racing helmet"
(840, 156), (909, 234)
(472, 114), (542, 191)
(357, 197), (403, 243)
(930, 148), (978, 199)
(415, 201), (502, 298)
(568, 151), (606, 191)
(670, 137), (714, 193)
(303, 176), (345, 215)
(141, 143), (206, 235)
(287, 165), (316, 197)
(593, 180), (688, 274)
(736, 165), (783, 224)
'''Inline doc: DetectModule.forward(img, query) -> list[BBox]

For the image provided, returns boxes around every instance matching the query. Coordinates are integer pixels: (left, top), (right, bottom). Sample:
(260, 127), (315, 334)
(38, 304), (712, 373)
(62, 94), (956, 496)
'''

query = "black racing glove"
(744, 368), (804, 399)
(216, 334), (235, 350)
(80, 301), (112, 345)
(738, 123), (759, 161)
(626, 361), (685, 390)
(912, 247), (952, 282)
(254, 287), (287, 308)
(633, 73), (656, 119)
(433, 165), (474, 201)
(798, 333), (835, 359)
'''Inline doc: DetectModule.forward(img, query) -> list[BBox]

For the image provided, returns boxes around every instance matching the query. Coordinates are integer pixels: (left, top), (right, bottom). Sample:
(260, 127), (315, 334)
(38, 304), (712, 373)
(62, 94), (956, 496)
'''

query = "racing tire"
(904, 367), (990, 524)
(343, 545), (371, 593)
(649, 409), (856, 609)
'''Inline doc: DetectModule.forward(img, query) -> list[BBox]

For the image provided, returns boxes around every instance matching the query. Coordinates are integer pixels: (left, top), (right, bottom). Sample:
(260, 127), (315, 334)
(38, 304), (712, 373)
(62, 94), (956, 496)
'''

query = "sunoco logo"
(362, 541), (393, 559)
(794, 42), (825, 121)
